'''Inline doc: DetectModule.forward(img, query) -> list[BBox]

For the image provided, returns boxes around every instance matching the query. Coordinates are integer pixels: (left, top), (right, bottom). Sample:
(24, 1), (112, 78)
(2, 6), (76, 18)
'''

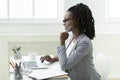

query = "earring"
(83, 29), (86, 32)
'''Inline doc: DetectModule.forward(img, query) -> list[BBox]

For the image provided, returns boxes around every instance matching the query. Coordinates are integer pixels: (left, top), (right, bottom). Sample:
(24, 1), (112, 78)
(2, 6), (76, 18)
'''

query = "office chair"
(94, 52), (114, 80)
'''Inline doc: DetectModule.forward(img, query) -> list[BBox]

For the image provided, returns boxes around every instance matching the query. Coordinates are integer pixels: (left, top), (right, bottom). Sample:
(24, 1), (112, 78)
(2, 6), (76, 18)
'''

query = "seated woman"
(40, 3), (101, 80)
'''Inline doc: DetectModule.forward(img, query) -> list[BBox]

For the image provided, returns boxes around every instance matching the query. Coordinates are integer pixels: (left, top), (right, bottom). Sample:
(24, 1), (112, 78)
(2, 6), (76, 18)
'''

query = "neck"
(72, 28), (80, 40)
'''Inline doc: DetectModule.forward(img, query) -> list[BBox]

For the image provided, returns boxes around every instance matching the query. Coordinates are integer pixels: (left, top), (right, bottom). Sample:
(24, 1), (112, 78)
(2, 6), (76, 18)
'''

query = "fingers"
(40, 57), (45, 63)
(60, 32), (69, 41)
(40, 55), (52, 63)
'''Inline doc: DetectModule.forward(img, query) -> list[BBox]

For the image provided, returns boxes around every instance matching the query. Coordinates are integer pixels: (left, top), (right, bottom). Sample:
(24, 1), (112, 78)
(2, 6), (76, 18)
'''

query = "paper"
(28, 62), (68, 80)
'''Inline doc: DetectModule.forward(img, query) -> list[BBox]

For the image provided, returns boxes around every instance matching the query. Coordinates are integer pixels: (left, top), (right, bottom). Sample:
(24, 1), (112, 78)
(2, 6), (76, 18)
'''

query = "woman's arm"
(40, 55), (58, 63)
(52, 56), (59, 63)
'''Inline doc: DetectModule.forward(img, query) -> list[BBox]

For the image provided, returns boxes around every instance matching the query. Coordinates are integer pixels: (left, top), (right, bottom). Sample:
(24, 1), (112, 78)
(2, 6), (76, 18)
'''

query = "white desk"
(10, 56), (69, 80)
(10, 73), (69, 80)
(10, 74), (32, 80)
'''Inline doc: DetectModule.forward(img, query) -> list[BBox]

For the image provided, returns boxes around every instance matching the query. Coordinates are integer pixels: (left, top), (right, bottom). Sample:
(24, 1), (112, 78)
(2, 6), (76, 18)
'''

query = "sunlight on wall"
(0, 40), (9, 80)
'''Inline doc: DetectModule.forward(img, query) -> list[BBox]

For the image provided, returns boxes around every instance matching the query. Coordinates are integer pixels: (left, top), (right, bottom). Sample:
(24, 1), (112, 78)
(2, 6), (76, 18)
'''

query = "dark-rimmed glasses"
(63, 18), (73, 23)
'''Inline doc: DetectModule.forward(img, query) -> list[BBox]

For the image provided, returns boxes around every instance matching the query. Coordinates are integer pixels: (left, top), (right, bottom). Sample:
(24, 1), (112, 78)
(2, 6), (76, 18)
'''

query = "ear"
(75, 18), (80, 26)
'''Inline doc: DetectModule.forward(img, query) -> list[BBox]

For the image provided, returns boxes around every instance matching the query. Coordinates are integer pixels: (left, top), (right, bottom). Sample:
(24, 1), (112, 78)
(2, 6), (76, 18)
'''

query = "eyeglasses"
(63, 18), (73, 23)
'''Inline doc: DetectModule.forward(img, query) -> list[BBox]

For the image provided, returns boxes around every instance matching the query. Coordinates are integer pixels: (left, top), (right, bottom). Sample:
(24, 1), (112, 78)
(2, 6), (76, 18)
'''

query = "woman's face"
(63, 11), (76, 32)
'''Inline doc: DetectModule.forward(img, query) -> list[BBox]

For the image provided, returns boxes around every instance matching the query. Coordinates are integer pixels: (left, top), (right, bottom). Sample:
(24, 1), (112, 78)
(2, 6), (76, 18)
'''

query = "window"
(0, 0), (64, 22)
(0, 0), (8, 19)
(106, 0), (120, 21)
(9, 0), (33, 19)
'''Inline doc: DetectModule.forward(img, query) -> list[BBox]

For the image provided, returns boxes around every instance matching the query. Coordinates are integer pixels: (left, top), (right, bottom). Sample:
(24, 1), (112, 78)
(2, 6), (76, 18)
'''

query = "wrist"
(60, 40), (65, 45)
(51, 57), (58, 63)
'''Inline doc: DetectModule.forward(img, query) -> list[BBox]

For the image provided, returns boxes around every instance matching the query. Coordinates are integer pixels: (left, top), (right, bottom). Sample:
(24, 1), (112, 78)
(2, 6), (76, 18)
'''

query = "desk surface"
(28, 62), (68, 80)
(10, 74), (69, 80)
(10, 56), (69, 80)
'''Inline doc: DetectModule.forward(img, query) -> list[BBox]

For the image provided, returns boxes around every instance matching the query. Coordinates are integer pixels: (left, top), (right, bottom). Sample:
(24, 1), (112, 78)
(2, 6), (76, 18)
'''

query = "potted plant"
(12, 46), (22, 59)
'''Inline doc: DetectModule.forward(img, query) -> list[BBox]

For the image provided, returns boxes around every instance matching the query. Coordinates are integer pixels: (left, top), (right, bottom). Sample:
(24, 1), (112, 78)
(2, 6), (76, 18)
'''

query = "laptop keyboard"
(23, 61), (48, 69)
(23, 61), (38, 69)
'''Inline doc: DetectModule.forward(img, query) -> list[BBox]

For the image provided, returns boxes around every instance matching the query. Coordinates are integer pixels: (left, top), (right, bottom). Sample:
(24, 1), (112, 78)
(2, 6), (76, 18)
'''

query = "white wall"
(0, 0), (120, 35)
(93, 35), (120, 79)
(0, 40), (9, 80)
(0, 23), (63, 36)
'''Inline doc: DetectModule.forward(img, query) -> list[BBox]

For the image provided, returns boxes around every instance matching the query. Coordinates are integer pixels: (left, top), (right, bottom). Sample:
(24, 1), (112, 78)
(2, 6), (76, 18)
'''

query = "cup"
(28, 52), (37, 60)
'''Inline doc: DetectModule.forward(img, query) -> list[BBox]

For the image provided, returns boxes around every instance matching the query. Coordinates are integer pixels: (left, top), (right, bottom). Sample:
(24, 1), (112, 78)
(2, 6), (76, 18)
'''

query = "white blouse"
(66, 41), (75, 58)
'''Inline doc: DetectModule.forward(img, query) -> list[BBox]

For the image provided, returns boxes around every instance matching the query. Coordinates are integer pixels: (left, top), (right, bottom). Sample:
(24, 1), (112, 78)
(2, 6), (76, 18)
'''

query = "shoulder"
(78, 34), (91, 42)
(77, 34), (92, 47)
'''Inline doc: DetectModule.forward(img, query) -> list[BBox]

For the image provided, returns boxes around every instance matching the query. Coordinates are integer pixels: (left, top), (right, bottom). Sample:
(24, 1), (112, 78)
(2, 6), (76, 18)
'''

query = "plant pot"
(14, 53), (19, 59)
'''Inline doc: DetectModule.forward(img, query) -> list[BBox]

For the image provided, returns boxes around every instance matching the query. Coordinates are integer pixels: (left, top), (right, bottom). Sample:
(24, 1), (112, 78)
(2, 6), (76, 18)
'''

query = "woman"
(40, 3), (101, 80)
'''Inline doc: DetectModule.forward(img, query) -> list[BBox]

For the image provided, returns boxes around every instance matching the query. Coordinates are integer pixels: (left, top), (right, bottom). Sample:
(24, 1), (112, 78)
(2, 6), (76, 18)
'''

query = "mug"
(28, 52), (37, 60)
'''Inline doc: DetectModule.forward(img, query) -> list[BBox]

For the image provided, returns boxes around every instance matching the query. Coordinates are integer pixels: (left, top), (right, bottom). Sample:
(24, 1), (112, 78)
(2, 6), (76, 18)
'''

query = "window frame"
(106, 0), (120, 22)
(0, 0), (64, 23)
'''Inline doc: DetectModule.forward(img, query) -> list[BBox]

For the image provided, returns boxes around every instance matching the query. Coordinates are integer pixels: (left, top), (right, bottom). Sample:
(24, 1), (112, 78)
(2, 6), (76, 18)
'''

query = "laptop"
(23, 60), (48, 70)
(15, 51), (48, 70)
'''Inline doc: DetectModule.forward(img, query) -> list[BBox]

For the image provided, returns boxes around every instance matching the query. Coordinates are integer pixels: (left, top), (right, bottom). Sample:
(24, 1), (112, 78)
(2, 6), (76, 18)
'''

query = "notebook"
(28, 62), (68, 80)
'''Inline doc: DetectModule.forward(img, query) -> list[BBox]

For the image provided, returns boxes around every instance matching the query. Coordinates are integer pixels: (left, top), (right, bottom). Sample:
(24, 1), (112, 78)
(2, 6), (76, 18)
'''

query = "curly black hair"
(67, 3), (95, 40)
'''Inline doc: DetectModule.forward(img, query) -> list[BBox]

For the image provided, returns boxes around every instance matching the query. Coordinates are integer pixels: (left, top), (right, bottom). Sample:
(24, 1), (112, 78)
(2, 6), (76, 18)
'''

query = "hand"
(40, 55), (53, 63)
(60, 32), (69, 45)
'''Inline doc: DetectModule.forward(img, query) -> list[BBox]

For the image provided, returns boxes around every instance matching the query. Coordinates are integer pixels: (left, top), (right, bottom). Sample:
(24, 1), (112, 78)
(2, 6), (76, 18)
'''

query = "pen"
(10, 60), (16, 68)
(9, 61), (15, 69)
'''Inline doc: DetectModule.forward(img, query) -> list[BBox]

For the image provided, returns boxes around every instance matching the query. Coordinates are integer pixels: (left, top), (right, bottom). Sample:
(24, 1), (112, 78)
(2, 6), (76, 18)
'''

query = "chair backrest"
(94, 52), (114, 80)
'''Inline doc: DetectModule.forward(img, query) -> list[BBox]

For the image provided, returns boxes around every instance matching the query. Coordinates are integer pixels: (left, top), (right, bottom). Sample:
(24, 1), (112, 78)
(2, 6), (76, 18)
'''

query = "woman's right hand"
(40, 55), (53, 63)
(60, 32), (69, 45)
